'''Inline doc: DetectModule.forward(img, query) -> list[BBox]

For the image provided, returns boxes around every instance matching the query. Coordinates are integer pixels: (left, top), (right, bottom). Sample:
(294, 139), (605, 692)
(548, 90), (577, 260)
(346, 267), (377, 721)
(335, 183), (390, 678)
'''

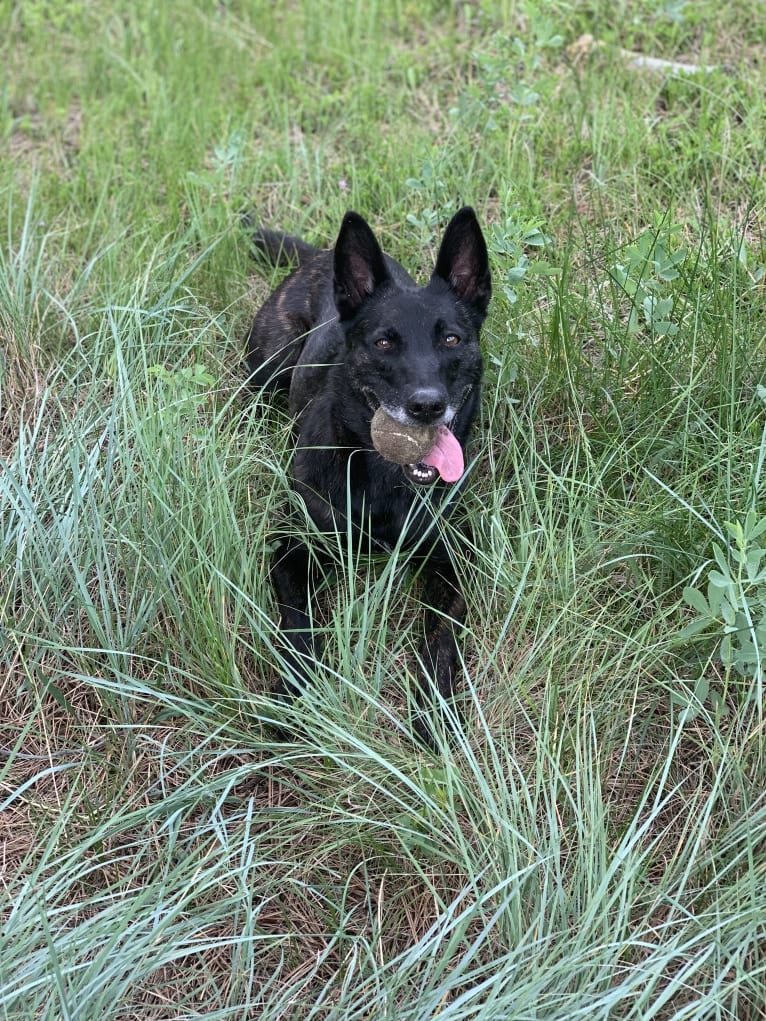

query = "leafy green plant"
(14, 0), (87, 34)
(404, 161), (452, 247)
(610, 222), (689, 337)
(485, 197), (558, 305)
(682, 508), (766, 697)
(452, 16), (563, 133)
(147, 361), (216, 433)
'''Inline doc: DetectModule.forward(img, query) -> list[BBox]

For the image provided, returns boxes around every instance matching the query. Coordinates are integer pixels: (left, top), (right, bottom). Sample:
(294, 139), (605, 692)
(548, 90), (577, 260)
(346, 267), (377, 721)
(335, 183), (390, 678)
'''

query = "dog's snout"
(406, 388), (447, 422)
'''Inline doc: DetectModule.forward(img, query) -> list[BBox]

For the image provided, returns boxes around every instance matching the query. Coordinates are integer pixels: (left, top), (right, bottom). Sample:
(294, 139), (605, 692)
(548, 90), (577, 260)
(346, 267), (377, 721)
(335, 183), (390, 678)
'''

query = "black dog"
(244, 207), (491, 745)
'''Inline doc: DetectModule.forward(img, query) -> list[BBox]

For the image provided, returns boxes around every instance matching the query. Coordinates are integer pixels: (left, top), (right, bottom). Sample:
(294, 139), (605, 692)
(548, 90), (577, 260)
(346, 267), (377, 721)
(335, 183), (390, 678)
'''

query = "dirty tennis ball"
(370, 407), (437, 464)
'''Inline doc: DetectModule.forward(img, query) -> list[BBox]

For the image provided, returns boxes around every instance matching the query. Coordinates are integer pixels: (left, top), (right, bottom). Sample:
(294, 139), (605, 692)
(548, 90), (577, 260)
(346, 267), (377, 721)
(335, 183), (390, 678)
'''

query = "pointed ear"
(333, 212), (390, 321)
(432, 207), (492, 316)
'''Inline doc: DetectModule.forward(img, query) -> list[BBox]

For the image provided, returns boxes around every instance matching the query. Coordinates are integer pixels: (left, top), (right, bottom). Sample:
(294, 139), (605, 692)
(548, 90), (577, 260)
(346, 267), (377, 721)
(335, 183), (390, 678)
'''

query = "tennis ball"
(370, 407), (437, 464)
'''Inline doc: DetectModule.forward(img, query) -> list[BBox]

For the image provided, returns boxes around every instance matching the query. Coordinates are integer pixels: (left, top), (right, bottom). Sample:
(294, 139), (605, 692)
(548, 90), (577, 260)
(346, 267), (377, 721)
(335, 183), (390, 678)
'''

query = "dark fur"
(244, 208), (491, 745)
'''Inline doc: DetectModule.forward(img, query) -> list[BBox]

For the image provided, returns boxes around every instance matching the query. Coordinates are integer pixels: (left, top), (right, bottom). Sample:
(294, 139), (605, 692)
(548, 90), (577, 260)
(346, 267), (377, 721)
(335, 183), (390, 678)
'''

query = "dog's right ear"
(333, 212), (390, 321)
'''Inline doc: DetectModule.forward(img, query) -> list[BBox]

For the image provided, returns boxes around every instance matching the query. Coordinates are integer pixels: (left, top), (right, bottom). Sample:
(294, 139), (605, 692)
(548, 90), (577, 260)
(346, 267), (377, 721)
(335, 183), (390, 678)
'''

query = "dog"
(244, 207), (491, 745)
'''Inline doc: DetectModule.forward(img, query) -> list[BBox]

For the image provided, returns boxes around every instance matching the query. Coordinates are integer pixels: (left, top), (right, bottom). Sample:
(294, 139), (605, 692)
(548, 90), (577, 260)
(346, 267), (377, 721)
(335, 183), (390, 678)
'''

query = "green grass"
(1, 0), (765, 1017)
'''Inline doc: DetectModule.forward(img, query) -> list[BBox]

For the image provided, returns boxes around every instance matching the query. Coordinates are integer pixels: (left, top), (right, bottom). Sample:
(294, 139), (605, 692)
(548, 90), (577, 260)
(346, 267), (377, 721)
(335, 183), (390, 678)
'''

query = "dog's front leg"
(269, 536), (325, 702)
(415, 559), (467, 747)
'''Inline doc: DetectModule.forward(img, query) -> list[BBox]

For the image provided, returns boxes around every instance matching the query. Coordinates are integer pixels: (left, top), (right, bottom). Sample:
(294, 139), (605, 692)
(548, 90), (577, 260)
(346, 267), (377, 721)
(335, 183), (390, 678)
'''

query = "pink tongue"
(422, 425), (464, 482)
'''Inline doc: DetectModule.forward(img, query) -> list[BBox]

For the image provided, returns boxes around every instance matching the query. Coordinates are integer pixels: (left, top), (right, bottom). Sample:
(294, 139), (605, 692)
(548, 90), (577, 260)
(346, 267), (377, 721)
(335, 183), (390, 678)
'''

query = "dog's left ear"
(334, 212), (390, 321)
(432, 207), (492, 316)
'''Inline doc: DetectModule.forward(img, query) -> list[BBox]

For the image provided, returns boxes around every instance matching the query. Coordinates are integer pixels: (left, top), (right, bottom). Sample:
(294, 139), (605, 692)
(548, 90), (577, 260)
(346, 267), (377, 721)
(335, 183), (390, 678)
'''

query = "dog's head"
(332, 207), (491, 485)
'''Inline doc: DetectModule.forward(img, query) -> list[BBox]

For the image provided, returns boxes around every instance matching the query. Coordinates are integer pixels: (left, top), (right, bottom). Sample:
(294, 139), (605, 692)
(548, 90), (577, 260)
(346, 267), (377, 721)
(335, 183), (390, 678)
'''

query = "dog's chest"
(294, 440), (445, 551)
(345, 453), (447, 551)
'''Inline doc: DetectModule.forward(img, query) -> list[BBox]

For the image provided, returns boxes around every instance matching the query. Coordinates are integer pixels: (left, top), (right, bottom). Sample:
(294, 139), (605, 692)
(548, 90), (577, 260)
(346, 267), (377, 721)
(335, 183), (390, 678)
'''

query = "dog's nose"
(406, 388), (447, 422)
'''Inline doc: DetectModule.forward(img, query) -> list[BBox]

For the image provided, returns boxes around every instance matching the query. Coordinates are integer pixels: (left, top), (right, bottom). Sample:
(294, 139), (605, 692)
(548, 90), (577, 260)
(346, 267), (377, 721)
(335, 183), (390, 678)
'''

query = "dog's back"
(244, 226), (333, 394)
(249, 225), (322, 268)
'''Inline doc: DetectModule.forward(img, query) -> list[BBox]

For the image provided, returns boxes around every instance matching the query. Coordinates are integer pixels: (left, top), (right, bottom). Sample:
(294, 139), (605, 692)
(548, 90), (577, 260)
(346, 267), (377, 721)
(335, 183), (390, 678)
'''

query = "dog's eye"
(374, 336), (393, 349)
(444, 333), (461, 347)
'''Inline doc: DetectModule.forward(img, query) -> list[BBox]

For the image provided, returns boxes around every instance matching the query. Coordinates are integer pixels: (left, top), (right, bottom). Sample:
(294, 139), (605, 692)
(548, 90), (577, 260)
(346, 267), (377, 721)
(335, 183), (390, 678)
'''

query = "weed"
(610, 219), (690, 338)
(682, 507), (766, 702)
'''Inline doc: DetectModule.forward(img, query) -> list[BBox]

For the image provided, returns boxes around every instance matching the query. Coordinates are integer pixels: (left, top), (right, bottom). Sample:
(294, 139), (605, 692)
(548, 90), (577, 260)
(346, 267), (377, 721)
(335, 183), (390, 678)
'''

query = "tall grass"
(1, 0), (765, 1017)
